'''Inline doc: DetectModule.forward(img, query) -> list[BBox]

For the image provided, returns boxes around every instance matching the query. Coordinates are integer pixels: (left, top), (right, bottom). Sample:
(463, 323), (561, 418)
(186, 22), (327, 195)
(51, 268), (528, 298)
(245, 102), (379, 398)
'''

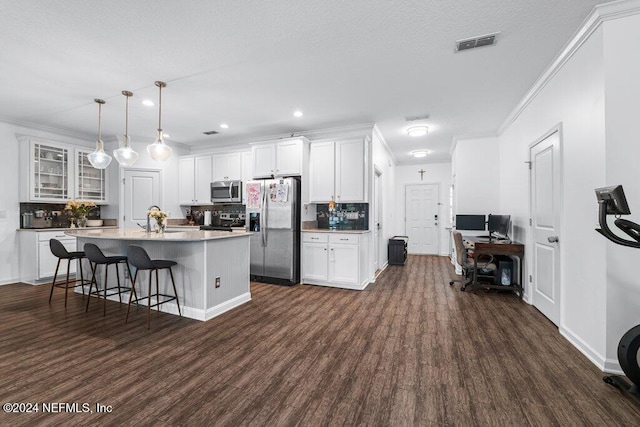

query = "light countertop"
(302, 228), (371, 234)
(18, 226), (119, 232)
(65, 228), (252, 241)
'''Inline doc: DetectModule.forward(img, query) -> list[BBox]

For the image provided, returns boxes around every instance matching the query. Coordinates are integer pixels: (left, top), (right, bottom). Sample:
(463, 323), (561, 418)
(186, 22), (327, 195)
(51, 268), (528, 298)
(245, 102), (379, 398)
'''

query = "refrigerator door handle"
(261, 184), (267, 247)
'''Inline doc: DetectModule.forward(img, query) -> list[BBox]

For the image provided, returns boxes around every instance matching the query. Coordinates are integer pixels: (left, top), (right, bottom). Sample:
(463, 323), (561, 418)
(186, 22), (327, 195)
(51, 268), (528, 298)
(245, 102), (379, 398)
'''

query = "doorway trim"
(528, 123), (563, 320)
(373, 166), (385, 278)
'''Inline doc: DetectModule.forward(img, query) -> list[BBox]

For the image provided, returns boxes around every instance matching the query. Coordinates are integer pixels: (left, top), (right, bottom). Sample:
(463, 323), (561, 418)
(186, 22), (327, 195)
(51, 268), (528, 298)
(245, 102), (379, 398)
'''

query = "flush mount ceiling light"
(147, 81), (172, 162)
(412, 150), (429, 158)
(113, 91), (139, 167)
(407, 126), (429, 137)
(220, 123), (229, 129)
(87, 99), (112, 169)
(293, 110), (303, 118)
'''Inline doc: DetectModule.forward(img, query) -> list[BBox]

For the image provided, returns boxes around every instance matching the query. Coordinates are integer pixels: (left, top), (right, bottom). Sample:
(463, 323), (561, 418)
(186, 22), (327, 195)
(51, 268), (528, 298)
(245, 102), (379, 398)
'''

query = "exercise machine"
(595, 185), (640, 405)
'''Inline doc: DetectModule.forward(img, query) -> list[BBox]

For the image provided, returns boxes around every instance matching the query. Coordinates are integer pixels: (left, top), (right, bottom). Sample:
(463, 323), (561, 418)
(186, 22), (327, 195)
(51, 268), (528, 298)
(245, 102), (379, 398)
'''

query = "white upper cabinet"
(252, 137), (307, 178)
(309, 138), (365, 203)
(212, 152), (242, 181)
(309, 141), (335, 202)
(30, 141), (70, 202)
(179, 155), (213, 205)
(75, 148), (107, 202)
(241, 151), (252, 204)
(23, 138), (109, 203)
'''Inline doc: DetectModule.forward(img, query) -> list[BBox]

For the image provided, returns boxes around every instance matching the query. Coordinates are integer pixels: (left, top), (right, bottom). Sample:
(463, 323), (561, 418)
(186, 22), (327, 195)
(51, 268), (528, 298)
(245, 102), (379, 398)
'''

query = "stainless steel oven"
(211, 180), (242, 203)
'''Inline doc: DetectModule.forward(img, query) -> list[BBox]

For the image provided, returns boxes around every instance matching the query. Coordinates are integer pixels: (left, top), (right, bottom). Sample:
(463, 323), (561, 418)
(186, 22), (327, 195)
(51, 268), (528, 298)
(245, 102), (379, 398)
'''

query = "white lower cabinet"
(20, 230), (77, 283)
(302, 232), (370, 290)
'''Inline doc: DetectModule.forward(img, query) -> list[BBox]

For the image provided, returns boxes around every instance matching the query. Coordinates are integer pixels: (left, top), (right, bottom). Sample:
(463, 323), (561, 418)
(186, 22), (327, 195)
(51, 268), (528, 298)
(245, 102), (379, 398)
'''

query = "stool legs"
(125, 270), (139, 324)
(169, 267), (181, 318)
(49, 258), (61, 303)
(147, 272), (153, 329)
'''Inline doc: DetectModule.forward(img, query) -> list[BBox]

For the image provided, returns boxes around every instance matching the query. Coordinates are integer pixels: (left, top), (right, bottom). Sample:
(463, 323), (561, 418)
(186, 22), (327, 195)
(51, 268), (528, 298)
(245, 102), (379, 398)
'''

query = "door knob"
(548, 236), (559, 243)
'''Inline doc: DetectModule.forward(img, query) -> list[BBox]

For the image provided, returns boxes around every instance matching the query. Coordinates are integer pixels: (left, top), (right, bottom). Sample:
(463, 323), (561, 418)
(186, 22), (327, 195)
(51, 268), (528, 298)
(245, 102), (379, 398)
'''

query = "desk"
(464, 236), (525, 298)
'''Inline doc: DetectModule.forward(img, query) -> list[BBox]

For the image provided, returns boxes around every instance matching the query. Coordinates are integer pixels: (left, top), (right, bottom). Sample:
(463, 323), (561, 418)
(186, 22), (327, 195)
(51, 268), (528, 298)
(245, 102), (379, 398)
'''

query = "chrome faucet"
(146, 205), (161, 232)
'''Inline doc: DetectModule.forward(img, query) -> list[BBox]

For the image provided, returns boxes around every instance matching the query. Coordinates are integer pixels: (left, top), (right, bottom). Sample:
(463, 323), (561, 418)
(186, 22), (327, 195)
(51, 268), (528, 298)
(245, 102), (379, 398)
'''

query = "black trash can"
(388, 236), (408, 266)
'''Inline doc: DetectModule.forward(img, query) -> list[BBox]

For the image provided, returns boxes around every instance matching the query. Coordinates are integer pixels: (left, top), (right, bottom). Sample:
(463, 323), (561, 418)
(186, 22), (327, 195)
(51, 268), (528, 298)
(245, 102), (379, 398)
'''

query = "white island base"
(69, 229), (251, 321)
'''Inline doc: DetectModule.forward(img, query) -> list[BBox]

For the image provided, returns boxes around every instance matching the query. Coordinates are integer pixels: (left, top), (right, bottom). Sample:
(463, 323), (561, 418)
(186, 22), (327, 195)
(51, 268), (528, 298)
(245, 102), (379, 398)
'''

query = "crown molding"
(1, 116), (95, 142)
(498, 0), (640, 135)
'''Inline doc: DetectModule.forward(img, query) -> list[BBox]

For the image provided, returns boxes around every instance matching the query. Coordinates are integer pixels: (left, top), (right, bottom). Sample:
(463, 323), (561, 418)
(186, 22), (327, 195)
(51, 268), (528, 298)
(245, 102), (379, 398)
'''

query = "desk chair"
(449, 230), (496, 291)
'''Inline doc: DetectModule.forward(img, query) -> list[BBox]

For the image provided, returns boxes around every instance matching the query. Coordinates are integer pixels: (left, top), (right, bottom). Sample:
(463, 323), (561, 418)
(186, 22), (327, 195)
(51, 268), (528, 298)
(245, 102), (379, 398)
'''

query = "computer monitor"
(455, 214), (486, 231)
(488, 214), (511, 239)
(595, 185), (631, 215)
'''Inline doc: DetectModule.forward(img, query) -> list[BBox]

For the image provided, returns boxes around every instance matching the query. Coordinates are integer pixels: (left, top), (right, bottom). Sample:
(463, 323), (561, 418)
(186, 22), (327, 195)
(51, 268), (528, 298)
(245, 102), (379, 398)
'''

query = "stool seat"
(84, 243), (134, 316)
(49, 239), (88, 307)
(126, 245), (181, 329)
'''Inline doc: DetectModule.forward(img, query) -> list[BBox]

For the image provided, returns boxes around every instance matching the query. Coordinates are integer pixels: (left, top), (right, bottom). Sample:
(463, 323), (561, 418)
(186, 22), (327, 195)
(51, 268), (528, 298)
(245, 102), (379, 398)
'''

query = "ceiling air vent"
(455, 32), (500, 52)
(202, 130), (219, 135)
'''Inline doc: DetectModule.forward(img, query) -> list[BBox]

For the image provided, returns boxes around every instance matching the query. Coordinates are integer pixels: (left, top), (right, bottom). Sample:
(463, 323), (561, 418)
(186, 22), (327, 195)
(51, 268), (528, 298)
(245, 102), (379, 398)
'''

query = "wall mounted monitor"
(488, 214), (511, 238)
(455, 214), (486, 231)
(595, 185), (631, 215)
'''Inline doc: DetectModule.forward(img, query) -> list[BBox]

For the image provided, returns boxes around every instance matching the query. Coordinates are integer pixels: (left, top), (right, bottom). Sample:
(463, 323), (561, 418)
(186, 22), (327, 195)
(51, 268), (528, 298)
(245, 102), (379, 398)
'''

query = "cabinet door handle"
(340, 238), (348, 241)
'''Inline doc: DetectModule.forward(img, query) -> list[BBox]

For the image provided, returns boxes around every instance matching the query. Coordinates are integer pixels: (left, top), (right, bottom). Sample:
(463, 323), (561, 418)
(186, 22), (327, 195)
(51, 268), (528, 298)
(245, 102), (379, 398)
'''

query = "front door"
(530, 129), (561, 325)
(121, 169), (161, 229)
(405, 184), (439, 255)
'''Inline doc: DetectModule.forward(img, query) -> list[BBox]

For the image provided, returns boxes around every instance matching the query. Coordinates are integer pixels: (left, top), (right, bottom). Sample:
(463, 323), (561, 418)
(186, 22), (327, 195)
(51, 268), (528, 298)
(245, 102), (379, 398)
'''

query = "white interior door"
(373, 171), (380, 272)
(530, 130), (561, 325)
(405, 184), (439, 255)
(122, 169), (161, 229)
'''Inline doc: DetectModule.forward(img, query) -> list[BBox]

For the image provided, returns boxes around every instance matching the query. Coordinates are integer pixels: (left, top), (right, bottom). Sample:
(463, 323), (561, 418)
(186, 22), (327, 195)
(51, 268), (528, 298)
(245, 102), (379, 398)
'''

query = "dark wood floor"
(1, 255), (640, 426)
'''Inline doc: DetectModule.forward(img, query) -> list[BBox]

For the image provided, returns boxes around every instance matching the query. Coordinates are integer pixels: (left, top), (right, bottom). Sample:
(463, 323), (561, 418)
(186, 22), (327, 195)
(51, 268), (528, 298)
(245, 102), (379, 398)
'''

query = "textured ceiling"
(0, 0), (612, 164)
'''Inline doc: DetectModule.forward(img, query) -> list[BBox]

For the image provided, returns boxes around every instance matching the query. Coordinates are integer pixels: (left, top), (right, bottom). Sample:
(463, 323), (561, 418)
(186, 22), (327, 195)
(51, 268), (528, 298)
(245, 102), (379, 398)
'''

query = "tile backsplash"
(20, 202), (101, 229)
(316, 203), (368, 230)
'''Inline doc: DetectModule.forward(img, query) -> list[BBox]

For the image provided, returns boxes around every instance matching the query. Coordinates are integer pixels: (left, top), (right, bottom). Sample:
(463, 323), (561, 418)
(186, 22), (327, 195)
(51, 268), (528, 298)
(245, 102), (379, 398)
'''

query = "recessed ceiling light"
(293, 110), (303, 118)
(412, 150), (429, 158)
(407, 126), (429, 137)
(142, 99), (154, 107)
(220, 123), (229, 129)
(162, 133), (171, 138)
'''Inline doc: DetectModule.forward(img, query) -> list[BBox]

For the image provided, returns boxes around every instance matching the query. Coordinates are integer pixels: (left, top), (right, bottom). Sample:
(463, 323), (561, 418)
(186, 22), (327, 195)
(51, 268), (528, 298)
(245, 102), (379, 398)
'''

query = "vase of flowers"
(147, 207), (168, 233)
(65, 200), (96, 228)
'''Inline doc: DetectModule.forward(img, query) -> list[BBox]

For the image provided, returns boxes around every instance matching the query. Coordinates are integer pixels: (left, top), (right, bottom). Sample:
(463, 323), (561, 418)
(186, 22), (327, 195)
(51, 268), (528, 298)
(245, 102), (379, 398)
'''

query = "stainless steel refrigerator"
(245, 177), (300, 285)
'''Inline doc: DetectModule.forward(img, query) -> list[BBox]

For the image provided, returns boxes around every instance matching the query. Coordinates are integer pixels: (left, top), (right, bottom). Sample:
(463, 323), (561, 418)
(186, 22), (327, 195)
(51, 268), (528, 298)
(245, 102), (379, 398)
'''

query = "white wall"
(498, 26), (608, 367)
(395, 162), (452, 255)
(0, 122), (21, 284)
(371, 129), (396, 271)
(452, 137), (500, 215)
(603, 14), (640, 369)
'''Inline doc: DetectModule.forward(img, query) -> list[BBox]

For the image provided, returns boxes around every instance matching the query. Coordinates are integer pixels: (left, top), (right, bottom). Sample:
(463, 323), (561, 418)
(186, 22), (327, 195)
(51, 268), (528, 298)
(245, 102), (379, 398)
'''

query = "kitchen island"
(65, 228), (252, 321)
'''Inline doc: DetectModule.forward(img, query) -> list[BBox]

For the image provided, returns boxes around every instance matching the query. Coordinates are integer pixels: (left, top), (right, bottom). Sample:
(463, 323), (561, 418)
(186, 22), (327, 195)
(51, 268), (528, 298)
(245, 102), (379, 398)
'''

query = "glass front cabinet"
(75, 149), (107, 202)
(24, 139), (108, 203)
(31, 142), (70, 201)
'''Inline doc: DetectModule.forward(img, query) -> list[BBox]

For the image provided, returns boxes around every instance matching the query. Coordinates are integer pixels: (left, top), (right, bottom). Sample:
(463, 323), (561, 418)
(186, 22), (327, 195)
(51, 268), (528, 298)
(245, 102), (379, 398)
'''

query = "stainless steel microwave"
(211, 180), (242, 203)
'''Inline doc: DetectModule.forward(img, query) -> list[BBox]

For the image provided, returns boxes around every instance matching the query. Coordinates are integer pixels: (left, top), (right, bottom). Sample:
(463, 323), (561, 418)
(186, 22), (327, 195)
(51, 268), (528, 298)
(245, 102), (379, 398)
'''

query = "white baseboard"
(80, 288), (252, 322)
(559, 325), (613, 372)
(0, 277), (20, 286)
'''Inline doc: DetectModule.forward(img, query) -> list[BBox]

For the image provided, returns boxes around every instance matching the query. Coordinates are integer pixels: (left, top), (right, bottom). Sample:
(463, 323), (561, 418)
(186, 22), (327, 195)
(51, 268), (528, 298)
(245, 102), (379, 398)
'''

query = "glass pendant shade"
(114, 136), (139, 166)
(147, 130), (172, 161)
(146, 81), (172, 162)
(113, 91), (138, 166)
(88, 99), (112, 169)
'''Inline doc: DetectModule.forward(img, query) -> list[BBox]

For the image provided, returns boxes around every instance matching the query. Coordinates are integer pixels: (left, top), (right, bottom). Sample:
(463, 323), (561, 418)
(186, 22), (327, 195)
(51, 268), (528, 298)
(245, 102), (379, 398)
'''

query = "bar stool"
(49, 239), (88, 307)
(84, 243), (135, 316)
(126, 245), (181, 329)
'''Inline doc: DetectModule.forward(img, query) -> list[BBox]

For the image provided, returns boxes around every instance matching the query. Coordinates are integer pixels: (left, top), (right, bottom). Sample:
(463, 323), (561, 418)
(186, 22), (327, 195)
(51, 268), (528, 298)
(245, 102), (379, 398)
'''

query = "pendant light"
(146, 81), (172, 162)
(87, 99), (112, 169)
(113, 91), (139, 166)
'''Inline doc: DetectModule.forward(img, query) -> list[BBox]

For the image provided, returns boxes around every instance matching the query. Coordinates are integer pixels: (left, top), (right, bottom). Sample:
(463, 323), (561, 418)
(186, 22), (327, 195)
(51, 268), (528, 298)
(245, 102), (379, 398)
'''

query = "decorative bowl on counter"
(86, 219), (103, 227)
